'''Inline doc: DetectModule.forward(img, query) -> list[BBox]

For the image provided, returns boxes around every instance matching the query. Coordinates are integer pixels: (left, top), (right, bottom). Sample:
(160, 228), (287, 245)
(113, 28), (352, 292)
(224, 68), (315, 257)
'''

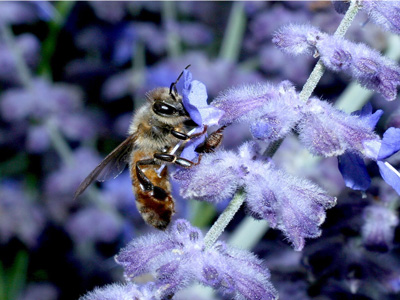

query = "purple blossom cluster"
(0, 180), (45, 247)
(361, 1), (400, 35)
(1, 2), (400, 300)
(113, 219), (277, 300)
(175, 142), (336, 251)
(213, 81), (303, 142)
(0, 33), (40, 85)
(210, 76), (400, 193)
(273, 24), (400, 100)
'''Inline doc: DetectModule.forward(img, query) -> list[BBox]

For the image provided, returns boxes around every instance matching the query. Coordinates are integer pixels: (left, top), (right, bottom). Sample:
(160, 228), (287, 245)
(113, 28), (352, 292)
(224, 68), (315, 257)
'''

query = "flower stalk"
(203, 190), (245, 250)
(298, 0), (360, 102)
(203, 0), (361, 251)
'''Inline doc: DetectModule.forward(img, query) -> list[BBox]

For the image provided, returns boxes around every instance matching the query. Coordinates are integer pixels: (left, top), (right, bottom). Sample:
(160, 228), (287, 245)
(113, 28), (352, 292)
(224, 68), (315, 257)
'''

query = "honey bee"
(74, 67), (224, 230)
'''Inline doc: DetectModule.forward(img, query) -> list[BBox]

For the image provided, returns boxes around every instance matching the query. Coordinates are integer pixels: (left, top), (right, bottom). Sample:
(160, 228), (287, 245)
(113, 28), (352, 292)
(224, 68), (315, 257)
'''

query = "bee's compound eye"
(153, 102), (177, 116)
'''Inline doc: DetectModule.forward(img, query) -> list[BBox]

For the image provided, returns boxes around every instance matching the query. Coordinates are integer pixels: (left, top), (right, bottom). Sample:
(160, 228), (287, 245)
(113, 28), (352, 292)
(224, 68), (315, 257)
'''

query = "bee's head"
(147, 65), (194, 125)
(147, 87), (189, 119)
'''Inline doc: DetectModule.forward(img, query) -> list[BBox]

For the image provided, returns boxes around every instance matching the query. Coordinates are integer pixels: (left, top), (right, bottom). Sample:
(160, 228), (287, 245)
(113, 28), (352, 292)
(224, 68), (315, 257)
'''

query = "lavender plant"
(1, 2), (400, 300)
(80, 1), (400, 299)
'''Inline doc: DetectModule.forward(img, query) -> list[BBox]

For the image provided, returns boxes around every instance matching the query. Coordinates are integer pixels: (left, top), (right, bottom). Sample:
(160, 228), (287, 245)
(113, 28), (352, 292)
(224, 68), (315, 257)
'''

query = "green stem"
(162, 1), (181, 58)
(219, 1), (246, 62)
(298, 0), (360, 102)
(6, 251), (28, 300)
(38, 1), (75, 78)
(203, 191), (245, 250)
(0, 261), (5, 300)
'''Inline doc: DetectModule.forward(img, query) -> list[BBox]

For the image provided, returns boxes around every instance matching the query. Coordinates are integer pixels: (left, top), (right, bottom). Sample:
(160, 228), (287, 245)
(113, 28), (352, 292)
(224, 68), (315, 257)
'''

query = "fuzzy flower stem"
(202, 1), (362, 252)
(299, 0), (360, 102)
(204, 190), (245, 250)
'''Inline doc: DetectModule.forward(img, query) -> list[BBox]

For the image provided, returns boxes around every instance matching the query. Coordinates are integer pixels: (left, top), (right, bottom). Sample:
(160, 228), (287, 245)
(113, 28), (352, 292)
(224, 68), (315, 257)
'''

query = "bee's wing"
(74, 133), (137, 200)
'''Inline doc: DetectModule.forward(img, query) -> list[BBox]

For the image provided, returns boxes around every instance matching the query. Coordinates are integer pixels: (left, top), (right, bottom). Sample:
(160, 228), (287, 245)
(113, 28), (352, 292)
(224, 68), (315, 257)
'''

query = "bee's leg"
(136, 159), (168, 200)
(171, 125), (208, 141)
(195, 125), (226, 153)
(154, 153), (200, 168)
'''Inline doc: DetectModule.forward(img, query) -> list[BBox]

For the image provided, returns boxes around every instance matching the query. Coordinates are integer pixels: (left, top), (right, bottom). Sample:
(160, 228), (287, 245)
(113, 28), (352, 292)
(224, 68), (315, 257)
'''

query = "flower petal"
(377, 161), (400, 195)
(378, 127), (400, 160)
(337, 152), (371, 191)
(182, 70), (223, 126)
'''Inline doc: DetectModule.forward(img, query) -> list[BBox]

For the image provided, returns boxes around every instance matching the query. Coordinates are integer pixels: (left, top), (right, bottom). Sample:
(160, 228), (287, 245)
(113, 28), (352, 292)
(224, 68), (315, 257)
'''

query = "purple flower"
(111, 22), (168, 65)
(212, 81), (303, 142)
(45, 147), (101, 198)
(101, 70), (136, 101)
(361, 204), (398, 252)
(115, 219), (277, 299)
(0, 180), (45, 247)
(0, 78), (83, 122)
(298, 99), (382, 158)
(182, 70), (224, 128)
(79, 282), (157, 300)
(337, 109), (400, 194)
(0, 2), (51, 25)
(361, 1), (400, 35)
(55, 111), (99, 141)
(180, 69), (224, 160)
(317, 36), (400, 101)
(273, 24), (400, 100)
(0, 33), (40, 85)
(272, 24), (321, 56)
(174, 143), (336, 251)
(26, 124), (50, 153)
(248, 5), (309, 45)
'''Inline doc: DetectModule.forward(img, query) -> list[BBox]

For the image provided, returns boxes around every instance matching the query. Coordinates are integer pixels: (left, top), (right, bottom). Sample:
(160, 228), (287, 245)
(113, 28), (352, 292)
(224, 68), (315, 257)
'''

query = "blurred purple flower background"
(1, 1), (400, 300)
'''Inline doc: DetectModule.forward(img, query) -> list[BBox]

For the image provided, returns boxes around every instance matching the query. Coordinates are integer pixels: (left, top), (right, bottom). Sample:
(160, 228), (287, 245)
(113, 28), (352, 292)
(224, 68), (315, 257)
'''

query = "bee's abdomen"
(130, 150), (175, 229)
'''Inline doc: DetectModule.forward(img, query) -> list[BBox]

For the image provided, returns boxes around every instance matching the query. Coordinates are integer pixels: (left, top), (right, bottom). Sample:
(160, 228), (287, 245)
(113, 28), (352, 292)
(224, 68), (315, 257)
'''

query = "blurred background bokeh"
(0, 1), (400, 300)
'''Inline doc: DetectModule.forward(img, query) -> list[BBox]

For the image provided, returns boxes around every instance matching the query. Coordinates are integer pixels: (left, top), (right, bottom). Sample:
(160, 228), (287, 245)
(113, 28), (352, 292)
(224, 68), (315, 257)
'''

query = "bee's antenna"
(169, 65), (191, 97)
